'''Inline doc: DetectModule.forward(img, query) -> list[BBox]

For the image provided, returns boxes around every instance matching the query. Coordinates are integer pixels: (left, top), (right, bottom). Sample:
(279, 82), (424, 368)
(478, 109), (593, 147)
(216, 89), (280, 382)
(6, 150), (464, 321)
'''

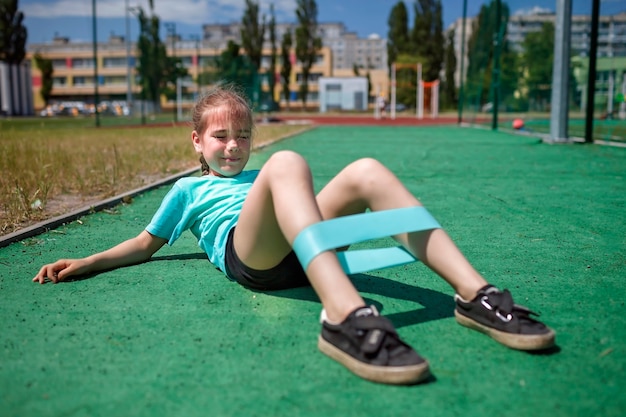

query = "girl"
(33, 84), (555, 385)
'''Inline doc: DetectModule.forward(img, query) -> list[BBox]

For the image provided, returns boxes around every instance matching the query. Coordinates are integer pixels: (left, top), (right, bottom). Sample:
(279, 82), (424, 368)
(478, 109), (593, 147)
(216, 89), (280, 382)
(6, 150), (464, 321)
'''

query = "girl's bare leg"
(235, 152), (487, 323)
(314, 158), (488, 301)
(234, 151), (365, 322)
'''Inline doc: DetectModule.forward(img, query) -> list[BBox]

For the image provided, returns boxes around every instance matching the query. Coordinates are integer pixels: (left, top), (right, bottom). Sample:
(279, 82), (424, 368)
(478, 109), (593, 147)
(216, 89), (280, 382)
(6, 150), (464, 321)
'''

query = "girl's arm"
(32, 230), (167, 284)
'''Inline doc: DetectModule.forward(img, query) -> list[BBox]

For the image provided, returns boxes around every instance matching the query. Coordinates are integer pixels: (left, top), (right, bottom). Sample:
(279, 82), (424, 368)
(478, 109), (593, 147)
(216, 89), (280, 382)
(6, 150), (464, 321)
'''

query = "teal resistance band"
(292, 206), (441, 275)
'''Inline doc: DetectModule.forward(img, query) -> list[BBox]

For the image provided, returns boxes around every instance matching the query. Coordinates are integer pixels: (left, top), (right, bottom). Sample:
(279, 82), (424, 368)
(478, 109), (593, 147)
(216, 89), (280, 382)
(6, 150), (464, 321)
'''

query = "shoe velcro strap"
(486, 289), (514, 313)
(513, 304), (538, 316)
(351, 316), (398, 355)
(487, 289), (540, 318)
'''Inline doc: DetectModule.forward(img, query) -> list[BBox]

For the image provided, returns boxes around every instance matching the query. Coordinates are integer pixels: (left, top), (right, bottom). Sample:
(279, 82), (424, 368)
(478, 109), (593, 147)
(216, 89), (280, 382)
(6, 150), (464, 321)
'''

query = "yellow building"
(27, 34), (352, 113)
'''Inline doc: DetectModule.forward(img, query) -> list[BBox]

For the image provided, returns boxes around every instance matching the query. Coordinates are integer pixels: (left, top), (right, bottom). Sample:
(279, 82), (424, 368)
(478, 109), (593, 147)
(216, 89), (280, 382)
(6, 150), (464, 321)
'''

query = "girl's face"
(192, 105), (252, 177)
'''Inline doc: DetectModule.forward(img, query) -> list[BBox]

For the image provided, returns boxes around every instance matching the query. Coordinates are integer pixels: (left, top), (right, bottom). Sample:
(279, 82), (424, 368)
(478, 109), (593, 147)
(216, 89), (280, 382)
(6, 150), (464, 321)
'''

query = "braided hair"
(199, 155), (211, 176)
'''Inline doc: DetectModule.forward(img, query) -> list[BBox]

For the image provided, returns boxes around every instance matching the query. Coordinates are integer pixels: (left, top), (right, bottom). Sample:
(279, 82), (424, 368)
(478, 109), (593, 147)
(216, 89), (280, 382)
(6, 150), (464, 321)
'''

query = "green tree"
(268, 4), (278, 105)
(280, 29), (293, 109)
(134, 2), (188, 112)
(442, 28), (457, 109)
(499, 42), (521, 111)
(0, 0), (27, 64)
(466, 4), (493, 105)
(197, 55), (219, 86)
(33, 52), (52, 105)
(135, 1), (167, 112)
(387, 1), (410, 68)
(395, 53), (420, 108)
(465, 0), (510, 108)
(295, 0), (322, 109)
(522, 21), (554, 111)
(352, 63), (371, 101)
(412, 0), (444, 82)
(217, 40), (257, 98)
(241, 0), (265, 70)
(161, 53), (189, 102)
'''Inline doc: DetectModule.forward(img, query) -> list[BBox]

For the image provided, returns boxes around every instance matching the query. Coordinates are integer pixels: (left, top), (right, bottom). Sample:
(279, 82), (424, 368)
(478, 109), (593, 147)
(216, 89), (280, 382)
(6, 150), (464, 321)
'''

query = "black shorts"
(224, 227), (310, 291)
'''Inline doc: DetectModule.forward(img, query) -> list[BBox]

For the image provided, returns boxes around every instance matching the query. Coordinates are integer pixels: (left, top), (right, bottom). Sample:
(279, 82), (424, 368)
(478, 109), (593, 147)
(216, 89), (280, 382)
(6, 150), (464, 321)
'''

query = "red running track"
(266, 114), (461, 126)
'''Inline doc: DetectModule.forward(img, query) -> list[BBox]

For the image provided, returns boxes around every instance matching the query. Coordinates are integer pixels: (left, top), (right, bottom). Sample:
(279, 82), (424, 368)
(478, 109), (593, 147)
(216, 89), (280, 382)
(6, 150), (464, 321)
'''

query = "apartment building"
(508, 9), (626, 113)
(446, 16), (475, 89)
(446, 9), (626, 113)
(507, 10), (626, 58)
(202, 21), (390, 101)
(26, 20), (389, 112)
(202, 22), (388, 71)
(28, 34), (140, 111)
(27, 34), (333, 111)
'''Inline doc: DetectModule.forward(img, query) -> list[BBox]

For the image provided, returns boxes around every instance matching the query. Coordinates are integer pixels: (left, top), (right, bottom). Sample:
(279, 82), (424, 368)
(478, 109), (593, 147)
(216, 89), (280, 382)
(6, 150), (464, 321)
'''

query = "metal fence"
(454, 0), (625, 144)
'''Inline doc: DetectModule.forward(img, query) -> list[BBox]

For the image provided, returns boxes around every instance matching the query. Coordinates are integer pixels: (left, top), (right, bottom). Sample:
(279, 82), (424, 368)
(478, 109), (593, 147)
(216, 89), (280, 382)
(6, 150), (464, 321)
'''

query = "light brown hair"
(191, 83), (254, 175)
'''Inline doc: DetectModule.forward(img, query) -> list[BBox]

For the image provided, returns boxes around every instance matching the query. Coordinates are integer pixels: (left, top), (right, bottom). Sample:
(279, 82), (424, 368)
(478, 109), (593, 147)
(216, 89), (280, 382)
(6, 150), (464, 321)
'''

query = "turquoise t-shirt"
(145, 170), (260, 275)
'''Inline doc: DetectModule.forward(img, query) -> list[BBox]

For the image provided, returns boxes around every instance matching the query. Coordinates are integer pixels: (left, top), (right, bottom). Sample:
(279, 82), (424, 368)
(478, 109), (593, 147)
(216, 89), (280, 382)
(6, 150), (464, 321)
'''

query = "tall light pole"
(457, 0), (467, 124)
(584, 0), (599, 143)
(127, 6), (143, 124)
(164, 22), (177, 57)
(125, 0), (132, 115)
(92, 0), (100, 127)
(491, 0), (502, 131)
(164, 22), (177, 122)
(189, 34), (200, 98)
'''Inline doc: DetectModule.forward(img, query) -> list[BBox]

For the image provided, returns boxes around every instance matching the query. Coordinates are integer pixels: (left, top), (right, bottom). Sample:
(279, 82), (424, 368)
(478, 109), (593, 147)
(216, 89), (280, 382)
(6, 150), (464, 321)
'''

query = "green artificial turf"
(1, 126), (624, 417)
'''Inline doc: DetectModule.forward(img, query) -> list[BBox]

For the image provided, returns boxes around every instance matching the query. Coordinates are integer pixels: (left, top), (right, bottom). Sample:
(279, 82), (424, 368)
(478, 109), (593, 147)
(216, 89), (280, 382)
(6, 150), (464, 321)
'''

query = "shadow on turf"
(145, 253), (455, 329)
(151, 253), (209, 261)
(58, 257), (453, 329)
(55, 252), (561, 356)
(49, 252), (210, 283)
(256, 273), (455, 329)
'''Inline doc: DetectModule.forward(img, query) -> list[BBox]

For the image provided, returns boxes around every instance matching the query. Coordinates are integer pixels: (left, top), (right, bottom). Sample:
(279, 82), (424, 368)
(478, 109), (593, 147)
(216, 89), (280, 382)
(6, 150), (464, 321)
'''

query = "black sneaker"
(454, 285), (555, 350)
(318, 306), (430, 385)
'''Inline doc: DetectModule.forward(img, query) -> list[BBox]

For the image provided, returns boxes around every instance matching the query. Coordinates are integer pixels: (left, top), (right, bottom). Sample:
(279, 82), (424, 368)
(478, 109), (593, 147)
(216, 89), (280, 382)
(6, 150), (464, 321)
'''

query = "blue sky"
(21, 0), (626, 45)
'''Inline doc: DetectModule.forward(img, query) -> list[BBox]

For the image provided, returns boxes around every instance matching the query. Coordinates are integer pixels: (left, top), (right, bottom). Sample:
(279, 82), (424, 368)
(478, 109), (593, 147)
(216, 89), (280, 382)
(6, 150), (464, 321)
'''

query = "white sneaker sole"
(455, 310), (556, 350)
(318, 335), (430, 385)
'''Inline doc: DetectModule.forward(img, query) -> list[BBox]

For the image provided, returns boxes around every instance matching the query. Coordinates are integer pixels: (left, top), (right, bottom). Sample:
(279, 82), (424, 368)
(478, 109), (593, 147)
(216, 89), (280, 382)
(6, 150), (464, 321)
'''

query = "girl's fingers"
(32, 264), (63, 284)
(33, 267), (48, 284)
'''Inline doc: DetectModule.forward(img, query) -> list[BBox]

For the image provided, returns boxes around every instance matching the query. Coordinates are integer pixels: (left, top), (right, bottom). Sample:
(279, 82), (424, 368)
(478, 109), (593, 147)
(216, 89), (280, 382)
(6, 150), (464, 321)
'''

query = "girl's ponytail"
(199, 155), (211, 176)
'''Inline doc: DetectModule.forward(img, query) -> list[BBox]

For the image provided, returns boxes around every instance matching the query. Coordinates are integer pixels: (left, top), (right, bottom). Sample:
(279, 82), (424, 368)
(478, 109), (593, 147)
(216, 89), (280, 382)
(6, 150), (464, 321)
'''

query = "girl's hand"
(33, 259), (91, 284)
(31, 231), (166, 285)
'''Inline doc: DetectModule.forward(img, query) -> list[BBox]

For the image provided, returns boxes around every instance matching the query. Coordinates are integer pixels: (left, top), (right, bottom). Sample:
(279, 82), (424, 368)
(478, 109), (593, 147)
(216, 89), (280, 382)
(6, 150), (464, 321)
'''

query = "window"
(296, 72), (323, 84)
(199, 56), (217, 67)
(73, 76), (94, 86)
(309, 73), (322, 82)
(51, 59), (66, 69)
(103, 57), (126, 67)
(261, 55), (273, 69)
(103, 76), (126, 85)
(52, 77), (67, 86)
(72, 58), (93, 68)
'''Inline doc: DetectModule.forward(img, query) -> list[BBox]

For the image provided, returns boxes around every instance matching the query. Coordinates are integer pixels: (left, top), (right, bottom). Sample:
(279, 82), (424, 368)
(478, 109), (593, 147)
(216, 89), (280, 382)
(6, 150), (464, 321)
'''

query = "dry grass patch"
(0, 119), (311, 236)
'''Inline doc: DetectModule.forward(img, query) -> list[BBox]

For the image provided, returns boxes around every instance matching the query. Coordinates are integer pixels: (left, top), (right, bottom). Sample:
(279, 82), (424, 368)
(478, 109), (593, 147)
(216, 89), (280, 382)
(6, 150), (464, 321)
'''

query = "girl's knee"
(348, 158), (390, 179)
(265, 150), (311, 176)
(343, 158), (398, 193)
